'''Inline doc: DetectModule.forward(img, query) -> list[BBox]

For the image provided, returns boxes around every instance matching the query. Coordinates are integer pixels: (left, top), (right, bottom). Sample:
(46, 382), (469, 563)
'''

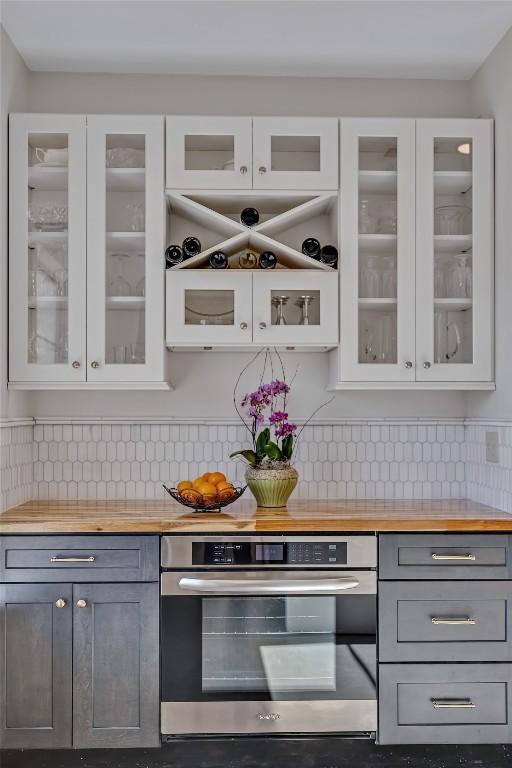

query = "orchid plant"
(230, 349), (332, 469)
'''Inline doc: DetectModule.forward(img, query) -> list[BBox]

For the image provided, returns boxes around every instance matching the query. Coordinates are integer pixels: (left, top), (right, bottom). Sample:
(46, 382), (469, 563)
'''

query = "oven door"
(161, 570), (377, 735)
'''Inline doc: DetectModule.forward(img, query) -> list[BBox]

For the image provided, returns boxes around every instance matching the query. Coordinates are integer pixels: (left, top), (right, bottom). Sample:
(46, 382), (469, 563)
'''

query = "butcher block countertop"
(1, 498), (511, 533)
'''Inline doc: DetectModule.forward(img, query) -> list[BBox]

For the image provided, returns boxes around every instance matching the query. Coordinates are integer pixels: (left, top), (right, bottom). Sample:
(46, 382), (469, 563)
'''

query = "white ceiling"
(2, 0), (512, 80)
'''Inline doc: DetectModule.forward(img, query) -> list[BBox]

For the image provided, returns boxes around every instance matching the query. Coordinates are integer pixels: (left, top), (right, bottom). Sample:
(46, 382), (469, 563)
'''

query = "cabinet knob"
(258, 166), (267, 174)
(404, 360), (413, 369)
(258, 321), (267, 330)
(72, 361), (81, 369)
(240, 322), (248, 330)
(76, 599), (87, 609)
(423, 361), (432, 369)
(239, 165), (248, 175)
(55, 598), (67, 609)
(90, 361), (100, 369)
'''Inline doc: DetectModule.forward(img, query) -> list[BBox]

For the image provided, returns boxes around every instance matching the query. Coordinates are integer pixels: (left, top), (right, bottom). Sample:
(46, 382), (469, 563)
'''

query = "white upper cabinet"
(338, 118), (416, 383)
(87, 115), (166, 385)
(165, 117), (338, 190)
(252, 118), (339, 190)
(166, 116), (253, 189)
(415, 119), (493, 383)
(9, 114), (87, 384)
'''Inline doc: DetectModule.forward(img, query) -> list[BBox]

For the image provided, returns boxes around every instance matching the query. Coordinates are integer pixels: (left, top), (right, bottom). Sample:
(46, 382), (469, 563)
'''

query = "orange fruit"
(216, 480), (234, 492)
(192, 477), (205, 490)
(196, 481), (218, 496)
(208, 472), (227, 486)
(180, 488), (201, 504)
(177, 480), (193, 493)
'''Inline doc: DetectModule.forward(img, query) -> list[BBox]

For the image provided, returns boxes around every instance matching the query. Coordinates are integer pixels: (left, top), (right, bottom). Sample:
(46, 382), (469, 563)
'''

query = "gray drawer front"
(0, 536), (159, 582)
(379, 581), (512, 661)
(379, 664), (512, 744)
(379, 534), (511, 580)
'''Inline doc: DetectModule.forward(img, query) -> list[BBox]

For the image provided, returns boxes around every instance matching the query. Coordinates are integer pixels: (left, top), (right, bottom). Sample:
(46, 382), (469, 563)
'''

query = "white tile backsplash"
(1, 418), (511, 511)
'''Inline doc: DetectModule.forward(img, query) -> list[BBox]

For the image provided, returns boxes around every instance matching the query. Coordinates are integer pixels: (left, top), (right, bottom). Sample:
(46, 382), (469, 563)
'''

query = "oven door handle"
(177, 576), (360, 595)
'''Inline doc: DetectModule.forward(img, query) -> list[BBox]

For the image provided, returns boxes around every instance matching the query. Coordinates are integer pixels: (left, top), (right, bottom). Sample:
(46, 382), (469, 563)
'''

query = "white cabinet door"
(9, 114), (87, 383)
(252, 271), (338, 347)
(166, 116), (252, 189)
(166, 270), (253, 346)
(86, 115), (165, 384)
(416, 119), (493, 382)
(339, 119), (416, 382)
(253, 118), (338, 190)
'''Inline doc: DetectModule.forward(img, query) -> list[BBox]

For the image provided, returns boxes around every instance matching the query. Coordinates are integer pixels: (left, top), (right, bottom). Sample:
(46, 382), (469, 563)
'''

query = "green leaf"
(263, 441), (282, 460)
(229, 449), (257, 466)
(256, 428), (270, 456)
(281, 434), (293, 460)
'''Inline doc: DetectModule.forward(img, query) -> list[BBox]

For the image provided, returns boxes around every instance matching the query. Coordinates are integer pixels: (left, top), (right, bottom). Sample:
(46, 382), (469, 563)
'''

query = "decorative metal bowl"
(163, 484), (247, 513)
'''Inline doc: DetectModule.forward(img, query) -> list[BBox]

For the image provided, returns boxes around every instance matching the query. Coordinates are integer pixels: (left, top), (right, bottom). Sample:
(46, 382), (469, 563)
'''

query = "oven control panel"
(192, 541), (348, 566)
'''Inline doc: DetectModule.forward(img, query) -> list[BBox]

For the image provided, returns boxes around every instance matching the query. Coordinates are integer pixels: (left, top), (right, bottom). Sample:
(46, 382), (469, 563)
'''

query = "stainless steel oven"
(160, 535), (377, 736)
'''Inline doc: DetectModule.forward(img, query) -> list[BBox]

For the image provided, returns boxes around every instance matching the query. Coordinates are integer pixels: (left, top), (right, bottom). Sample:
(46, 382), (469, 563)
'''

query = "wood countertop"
(1, 498), (511, 533)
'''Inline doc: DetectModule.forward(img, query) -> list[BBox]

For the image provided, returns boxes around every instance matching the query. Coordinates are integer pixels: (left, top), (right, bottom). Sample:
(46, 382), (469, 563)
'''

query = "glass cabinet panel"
(87, 116), (165, 383)
(9, 115), (86, 383)
(339, 119), (415, 382)
(416, 119), (493, 382)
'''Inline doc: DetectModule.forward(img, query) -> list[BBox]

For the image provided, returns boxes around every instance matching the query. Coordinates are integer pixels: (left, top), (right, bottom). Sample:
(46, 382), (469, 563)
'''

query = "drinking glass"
(109, 253), (132, 297)
(381, 256), (397, 298)
(447, 255), (472, 298)
(359, 199), (375, 234)
(29, 268), (58, 297)
(360, 255), (381, 298)
(295, 295), (315, 326)
(113, 345), (127, 364)
(434, 260), (448, 298)
(272, 295), (289, 325)
(125, 203), (145, 232)
(54, 268), (69, 297)
(435, 205), (471, 236)
(435, 310), (462, 363)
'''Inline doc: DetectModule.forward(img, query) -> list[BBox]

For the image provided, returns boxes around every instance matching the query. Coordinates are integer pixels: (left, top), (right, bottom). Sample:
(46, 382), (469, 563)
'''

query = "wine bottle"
(301, 237), (321, 260)
(182, 236), (202, 258)
(209, 251), (229, 269)
(320, 244), (338, 268)
(240, 207), (260, 227)
(239, 250), (258, 269)
(165, 244), (184, 268)
(259, 251), (277, 270)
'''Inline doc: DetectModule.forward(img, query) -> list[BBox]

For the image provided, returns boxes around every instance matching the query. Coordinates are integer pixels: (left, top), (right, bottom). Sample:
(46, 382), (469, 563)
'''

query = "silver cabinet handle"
(178, 576), (360, 595)
(258, 321), (267, 329)
(259, 166), (267, 174)
(431, 617), (476, 625)
(404, 360), (413, 369)
(240, 322), (248, 330)
(72, 361), (81, 369)
(239, 165), (248, 175)
(432, 700), (475, 710)
(432, 553), (476, 561)
(55, 598), (67, 609)
(90, 361), (100, 369)
(76, 599), (87, 609)
(423, 361), (432, 369)
(50, 556), (95, 563)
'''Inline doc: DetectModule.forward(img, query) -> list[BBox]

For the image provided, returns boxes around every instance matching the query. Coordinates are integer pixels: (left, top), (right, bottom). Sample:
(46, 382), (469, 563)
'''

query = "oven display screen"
(192, 541), (348, 566)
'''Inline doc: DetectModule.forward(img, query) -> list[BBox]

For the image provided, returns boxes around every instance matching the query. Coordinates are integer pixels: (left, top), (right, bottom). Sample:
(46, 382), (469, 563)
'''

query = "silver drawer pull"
(50, 556), (96, 563)
(431, 617), (476, 625)
(432, 700), (475, 710)
(431, 553), (476, 561)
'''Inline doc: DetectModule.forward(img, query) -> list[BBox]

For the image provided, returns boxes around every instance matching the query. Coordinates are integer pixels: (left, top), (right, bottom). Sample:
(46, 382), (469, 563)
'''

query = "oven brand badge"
(256, 712), (280, 721)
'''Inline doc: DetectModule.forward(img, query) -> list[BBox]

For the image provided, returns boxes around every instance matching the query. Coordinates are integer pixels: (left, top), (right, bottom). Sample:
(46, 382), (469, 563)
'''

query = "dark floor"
(2, 738), (512, 768)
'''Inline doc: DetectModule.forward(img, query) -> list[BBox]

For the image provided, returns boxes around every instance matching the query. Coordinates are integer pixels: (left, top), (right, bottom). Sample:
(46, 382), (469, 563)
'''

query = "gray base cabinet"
(0, 584), (73, 748)
(73, 582), (159, 748)
(0, 535), (160, 750)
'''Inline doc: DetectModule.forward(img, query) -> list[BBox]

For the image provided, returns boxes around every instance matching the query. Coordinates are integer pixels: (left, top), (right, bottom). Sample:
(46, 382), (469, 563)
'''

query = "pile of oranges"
(177, 472), (235, 506)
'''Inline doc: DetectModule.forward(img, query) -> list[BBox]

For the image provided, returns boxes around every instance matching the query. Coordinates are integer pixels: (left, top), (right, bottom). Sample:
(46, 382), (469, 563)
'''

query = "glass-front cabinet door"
(253, 118), (338, 190)
(416, 119), (493, 382)
(86, 115), (165, 384)
(252, 271), (338, 347)
(166, 116), (253, 189)
(9, 114), (86, 383)
(339, 119), (415, 382)
(166, 271), (253, 347)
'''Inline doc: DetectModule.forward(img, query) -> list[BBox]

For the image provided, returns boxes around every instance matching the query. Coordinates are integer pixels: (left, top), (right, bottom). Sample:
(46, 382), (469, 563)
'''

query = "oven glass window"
(201, 596), (374, 697)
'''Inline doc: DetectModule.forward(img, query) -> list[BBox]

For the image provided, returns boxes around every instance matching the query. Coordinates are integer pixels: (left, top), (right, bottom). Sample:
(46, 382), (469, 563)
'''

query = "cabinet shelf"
(434, 171), (472, 195)
(434, 298), (472, 311)
(358, 234), (397, 253)
(106, 168), (145, 191)
(28, 296), (68, 310)
(358, 170), (397, 194)
(106, 296), (145, 310)
(434, 235), (472, 254)
(106, 232), (145, 251)
(28, 165), (68, 191)
(28, 231), (68, 247)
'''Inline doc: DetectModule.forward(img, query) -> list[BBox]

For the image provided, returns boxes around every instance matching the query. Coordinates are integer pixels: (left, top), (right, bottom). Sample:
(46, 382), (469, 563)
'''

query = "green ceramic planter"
(245, 466), (299, 508)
